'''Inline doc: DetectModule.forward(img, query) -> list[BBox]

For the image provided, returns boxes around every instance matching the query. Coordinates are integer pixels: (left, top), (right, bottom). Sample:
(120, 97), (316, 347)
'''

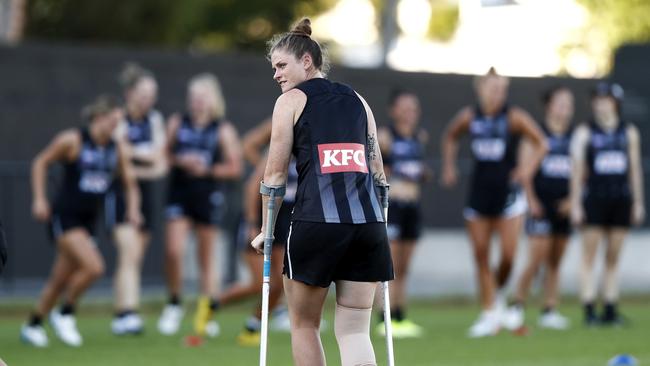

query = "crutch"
(258, 183), (285, 366)
(377, 184), (395, 366)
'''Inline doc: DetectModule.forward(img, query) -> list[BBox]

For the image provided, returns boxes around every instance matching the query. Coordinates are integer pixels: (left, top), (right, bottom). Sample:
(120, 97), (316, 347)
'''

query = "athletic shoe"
(158, 304), (184, 335)
(193, 297), (214, 336)
(205, 320), (220, 338)
(393, 319), (424, 338)
(271, 308), (291, 332)
(49, 310), (82, 347)
(112, 313), (144, 335)
(20, 324), (48, 347)
(237, 329), (261, 346)
(375, 319), (401, 338)
(467, 310), (500, 338)
(501, 305), (524, 331)
(538, 311), (569, 330)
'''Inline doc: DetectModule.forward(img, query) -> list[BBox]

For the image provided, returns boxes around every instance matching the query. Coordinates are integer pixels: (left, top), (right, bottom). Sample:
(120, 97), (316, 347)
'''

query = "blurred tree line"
(25, 0), (335, 50)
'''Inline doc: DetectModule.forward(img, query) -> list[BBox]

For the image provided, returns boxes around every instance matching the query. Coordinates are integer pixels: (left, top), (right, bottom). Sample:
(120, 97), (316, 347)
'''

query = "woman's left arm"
(628, 124), (645, 225)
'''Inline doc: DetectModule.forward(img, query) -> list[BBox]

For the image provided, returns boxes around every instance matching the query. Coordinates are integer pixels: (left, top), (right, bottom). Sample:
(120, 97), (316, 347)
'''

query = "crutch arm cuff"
(260, 181), (286, 197)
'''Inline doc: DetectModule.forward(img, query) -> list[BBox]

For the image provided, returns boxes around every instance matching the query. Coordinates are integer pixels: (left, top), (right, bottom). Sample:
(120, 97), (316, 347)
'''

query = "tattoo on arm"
(367, 133), (377, 160)
(373, 171), (387, 186)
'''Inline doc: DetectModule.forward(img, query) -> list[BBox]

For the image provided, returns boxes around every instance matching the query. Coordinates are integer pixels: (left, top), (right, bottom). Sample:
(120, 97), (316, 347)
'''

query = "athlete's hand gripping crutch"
(254, 182), (286, 366)
(377, 184), (395, 366)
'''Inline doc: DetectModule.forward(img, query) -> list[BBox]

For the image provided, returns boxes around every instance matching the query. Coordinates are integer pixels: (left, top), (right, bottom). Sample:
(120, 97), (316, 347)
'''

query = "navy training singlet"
(125, 111), (158, 166)
(55, 128), (118, 214)
(534, 125), (572, 202)
(386, 126), (425, 183)
(170, 116), (222, 192)
(291, 78), (384, 224)
(586, 121), (630, 199)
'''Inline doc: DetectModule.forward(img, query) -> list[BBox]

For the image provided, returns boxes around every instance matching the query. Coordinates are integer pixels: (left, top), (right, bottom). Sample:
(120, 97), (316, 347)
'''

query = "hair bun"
(291, 18), (312, 37)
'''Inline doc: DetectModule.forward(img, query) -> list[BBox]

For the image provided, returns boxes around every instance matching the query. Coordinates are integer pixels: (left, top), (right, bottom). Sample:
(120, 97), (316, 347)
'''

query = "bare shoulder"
(276, 88), (307, 109)
(219, 120), (239, 137)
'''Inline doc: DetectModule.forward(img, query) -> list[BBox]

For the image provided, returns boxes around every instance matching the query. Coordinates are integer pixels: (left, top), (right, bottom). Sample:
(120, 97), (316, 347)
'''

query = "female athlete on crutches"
(252, 17), (395, 366)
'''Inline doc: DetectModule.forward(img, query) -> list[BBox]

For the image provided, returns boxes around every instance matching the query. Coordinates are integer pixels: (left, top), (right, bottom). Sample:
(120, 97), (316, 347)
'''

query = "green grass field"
(1, 299), (648, 366)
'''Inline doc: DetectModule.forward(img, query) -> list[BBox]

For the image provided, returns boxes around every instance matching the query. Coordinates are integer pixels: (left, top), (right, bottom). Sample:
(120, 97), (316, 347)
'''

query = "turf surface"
(0, 299), (648, 366)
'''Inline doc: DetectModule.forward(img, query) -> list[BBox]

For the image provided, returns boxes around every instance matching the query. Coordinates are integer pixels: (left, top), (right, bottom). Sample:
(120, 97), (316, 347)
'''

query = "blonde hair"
(189, 73), (226, 119)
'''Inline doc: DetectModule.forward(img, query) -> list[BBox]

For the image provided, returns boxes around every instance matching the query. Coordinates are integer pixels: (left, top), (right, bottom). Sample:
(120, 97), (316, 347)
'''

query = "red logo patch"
(318, 143), (368, 174)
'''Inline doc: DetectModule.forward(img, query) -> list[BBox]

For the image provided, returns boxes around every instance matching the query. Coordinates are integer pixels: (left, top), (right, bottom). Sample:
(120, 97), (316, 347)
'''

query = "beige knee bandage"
(334, 304), (376, 366)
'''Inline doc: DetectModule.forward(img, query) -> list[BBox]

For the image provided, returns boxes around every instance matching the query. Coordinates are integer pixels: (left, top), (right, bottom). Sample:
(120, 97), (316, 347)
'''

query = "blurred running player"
(213, 119), (295, 346)
(108, 63), (167, 335)
(503, 86), (575, 330)
(570, 82), (644, 326)
(441, 68), (548, 337)
(157, 73), (243, 337)
(376, 89), (429, 338)
(21, 95), (141, 347)
(253, 18), (393, 366)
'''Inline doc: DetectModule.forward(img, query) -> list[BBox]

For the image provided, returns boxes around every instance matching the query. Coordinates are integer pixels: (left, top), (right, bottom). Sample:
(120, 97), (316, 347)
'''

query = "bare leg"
(580, 227), (604, 303)
(33, 250), (76, 317)
(603, 228), (627, 303)
(61, 230), (105, 304)
(284, 277), (329, 366)
(164, 218), (190, 299)
(542, 235), (569, 309)
(196, 224), (218, 297)
(514, 235), (552, 304)
(219, 250), (263, 305)
(466, 218), (496, 309)
(388, 240), (417, 315)
(495, 214), (523, 290)
(113, 224), (145, 312)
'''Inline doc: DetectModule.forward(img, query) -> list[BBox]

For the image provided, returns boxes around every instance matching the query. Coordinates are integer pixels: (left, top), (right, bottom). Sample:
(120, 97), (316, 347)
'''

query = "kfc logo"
(318, 143), (368, 174)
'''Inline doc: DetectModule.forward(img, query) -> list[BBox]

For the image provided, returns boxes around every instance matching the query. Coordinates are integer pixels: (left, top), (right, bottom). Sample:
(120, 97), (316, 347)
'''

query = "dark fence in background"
(1, 42), (648, 284)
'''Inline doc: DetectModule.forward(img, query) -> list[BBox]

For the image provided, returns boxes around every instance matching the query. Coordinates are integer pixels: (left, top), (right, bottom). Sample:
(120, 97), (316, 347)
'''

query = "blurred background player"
(213, 119), (294, 346)
(570, 82), (645, 326)
(107, 63), (167, 335)
(376, 89), (429, 338)
(440, 68), (548, 338)
(157, 73), (243, 337)
(503, 86), (575, 330)
(254, 18), (393, 366)
(22, 95), (141, 347)
(0, 220), (7, 276)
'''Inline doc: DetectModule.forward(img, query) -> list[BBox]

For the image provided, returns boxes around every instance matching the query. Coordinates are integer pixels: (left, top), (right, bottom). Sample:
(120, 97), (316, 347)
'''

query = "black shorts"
(106, 181), (156, 231)
(387, 201), (421, 241)
(48, 212), (97, 241)
(0, 220), (7, 274)
(284, 221), (394, 288)
(526, 203), (570, 236)
(584, 195), (631, 228)
(165, 185), (226, 226)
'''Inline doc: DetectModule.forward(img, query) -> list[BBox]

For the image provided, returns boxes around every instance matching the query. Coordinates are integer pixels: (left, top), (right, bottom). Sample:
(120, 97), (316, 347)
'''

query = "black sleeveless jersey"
(170, 116), (222, 192)
(284, 159), (299, 204)
(469, 105), (519, 191)
(55, 128), (118, 214)
(386, 126), (425, 182)
(291, 78), (384, 224)
(534, 125), (572, 202)
(586, 121), (630, 199)
(125, 111), (157, 166)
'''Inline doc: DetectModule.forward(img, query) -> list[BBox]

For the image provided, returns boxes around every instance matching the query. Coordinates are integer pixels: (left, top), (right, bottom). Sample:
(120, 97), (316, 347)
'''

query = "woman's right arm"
(165, 114), (182, 168)
(31, 130), (79, 221)
(441, 106), (472, 188)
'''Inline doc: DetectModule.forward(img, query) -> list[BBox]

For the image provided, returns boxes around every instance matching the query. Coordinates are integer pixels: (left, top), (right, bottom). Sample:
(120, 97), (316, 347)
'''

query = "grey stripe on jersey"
(344, 172), (367, 224)
(364, 173), (385, 222)
(317, 174), (341, 223)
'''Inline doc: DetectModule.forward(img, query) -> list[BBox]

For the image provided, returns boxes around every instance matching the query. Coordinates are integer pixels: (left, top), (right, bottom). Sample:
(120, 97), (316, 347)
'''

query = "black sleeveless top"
(284, 159), (299, 204)
(291, 78), (384, 224)
(386, 126), (425, 183)
(125, 111), (155, 167)
(467, 105), (520, 214)
(534, 125), (573, 202)
(170, 116), (222, 192)
(586, 121), (630, 199)
(55, 128), (118, 214)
